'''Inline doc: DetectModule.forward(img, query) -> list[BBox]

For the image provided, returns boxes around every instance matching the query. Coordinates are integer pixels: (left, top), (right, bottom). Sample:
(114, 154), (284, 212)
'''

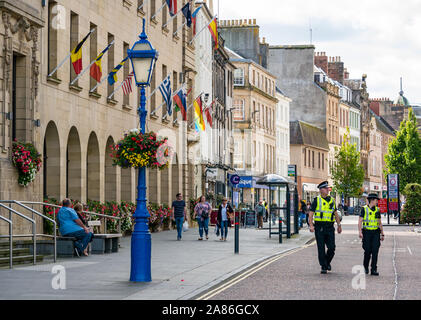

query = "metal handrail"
(15, 201), (56, 263)
(0, 203), (36, 265)
(0, 215), (12, 268)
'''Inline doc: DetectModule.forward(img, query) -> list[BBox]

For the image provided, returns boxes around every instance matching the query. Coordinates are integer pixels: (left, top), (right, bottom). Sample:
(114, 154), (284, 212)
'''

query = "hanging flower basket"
(110, 129), (172, 170)
(12, 141), (42, 187)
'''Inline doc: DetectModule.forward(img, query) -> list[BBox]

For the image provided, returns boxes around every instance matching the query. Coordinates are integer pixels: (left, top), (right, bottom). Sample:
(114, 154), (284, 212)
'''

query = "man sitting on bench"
(57, 199), (93, 257)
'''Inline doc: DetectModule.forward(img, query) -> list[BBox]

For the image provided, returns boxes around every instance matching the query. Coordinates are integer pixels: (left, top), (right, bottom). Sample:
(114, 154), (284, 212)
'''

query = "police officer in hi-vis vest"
(358, 193), (385, 276)
(309, 181), (342, 274)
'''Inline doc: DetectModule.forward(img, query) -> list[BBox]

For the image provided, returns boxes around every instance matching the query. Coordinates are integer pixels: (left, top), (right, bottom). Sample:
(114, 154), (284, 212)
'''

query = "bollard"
(234, 211), (239, 254)
(279, 217), (283, 243)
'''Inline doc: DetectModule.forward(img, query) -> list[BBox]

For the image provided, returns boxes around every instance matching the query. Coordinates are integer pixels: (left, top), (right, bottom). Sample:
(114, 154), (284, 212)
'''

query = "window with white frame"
(233, 68), (244, 86)
(232, 99), (245, 121)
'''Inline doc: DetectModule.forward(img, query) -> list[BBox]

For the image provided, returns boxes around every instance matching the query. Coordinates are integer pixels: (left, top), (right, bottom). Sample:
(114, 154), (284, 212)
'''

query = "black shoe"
(327, 264), (331, 271)
(321, 269), (327, 274)
(74, 247), (81, 257)
(371, 270), (379, 276)
(364, 267), (369, 274)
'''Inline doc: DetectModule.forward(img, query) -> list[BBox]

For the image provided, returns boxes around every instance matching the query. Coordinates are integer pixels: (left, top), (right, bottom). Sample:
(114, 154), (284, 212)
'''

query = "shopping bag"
(183, 221), (189, 232)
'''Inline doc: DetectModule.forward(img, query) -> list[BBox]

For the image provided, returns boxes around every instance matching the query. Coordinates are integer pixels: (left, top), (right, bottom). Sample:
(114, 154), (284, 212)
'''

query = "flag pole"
(89, 74), (108, 93)
(48, 28), (96, 78)
(173, 20), (186, 36)
(138, 0), (148, 11)
(189, 15), (216, 45)
(162, 7), (183, 29)
(150, 3), (166, 20)
(150, 83), (186, 116)
(70, 40), (115, 86)
(107, 74), (128, 100)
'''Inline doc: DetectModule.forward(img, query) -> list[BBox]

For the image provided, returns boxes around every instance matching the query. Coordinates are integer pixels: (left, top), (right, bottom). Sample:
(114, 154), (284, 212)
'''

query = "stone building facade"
(1, 0), (222, 234)
(290, 121), (329, 202)
(228, 48), (278, 206)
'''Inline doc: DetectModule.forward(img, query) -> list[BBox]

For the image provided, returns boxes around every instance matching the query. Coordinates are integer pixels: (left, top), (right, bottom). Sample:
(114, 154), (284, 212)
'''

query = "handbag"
(183, 221), (189, 232)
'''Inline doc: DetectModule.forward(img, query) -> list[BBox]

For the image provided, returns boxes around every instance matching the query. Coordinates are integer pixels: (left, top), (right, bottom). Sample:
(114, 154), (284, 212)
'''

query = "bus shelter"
(256, 174), (299, 242)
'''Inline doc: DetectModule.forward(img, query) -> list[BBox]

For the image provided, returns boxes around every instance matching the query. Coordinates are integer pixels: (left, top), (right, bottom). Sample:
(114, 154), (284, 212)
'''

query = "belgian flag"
(90, 42), (113, 82)
(70, 30), (93, 75)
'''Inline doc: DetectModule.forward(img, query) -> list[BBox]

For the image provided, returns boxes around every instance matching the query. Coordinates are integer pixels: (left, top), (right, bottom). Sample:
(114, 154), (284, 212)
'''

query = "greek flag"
(159, 76), (172, 115)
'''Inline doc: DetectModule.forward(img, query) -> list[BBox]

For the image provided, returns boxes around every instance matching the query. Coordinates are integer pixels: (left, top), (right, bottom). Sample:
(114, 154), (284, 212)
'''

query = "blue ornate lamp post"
(127, 19), (158, 282)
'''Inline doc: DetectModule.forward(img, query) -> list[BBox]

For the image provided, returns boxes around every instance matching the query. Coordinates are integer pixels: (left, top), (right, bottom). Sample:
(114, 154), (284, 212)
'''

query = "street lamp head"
(128, 18), (158, 87)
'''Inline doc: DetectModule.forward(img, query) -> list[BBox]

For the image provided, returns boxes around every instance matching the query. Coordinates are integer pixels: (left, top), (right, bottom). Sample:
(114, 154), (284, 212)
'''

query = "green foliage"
(385, 108), (421, 191)
(401, 183), (421, 225)
(331, 128), (365, 199)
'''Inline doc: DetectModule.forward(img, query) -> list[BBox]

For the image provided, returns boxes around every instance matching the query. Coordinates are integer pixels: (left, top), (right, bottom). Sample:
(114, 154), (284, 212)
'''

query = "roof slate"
(290, 121), (329, 150)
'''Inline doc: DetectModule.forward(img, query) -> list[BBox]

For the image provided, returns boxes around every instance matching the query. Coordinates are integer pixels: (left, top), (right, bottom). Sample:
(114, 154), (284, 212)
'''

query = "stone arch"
(86, 132), (100, 201)
(66, 127), (82, 201)
(105, 136), (117, 202)
(43, 121), (61, 200)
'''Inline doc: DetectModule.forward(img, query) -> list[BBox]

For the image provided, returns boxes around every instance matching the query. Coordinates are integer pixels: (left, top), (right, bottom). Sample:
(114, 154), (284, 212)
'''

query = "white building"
(275, 88), (291, 177)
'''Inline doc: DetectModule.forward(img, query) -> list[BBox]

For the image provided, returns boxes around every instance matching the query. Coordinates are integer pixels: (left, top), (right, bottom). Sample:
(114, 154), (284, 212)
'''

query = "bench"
(57, 233), (123, 256)
(91, 234), (122, 254)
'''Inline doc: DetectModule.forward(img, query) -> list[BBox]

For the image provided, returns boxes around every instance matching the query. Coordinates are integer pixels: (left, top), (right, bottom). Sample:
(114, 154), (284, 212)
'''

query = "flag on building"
(173, 88), (187, 121)
(108, 56), (129, 86)
(70, 30), (92, 75)
(122, 72), (134, 95)
(192, 6), (202, 36)
(90, 42), (113, 82)
(159, 76), (172, 116)
(205, 100), (214, 127)
(194, 95), (205, 132)
(166, 0), (177, 16)
(181, 3), (192, 27)
(208, 17), (219, 50)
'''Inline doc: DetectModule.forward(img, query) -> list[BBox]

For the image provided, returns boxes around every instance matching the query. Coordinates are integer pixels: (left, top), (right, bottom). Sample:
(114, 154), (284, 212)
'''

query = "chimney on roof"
(314, 51), (328, 74)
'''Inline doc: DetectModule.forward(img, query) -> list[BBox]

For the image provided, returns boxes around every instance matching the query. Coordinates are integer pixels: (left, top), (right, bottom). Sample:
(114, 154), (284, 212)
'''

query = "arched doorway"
(87, 132), (100, 201)
(43, 121), (61, 200)
(105, 136), (117, 201)
(66, 127), (82, 201)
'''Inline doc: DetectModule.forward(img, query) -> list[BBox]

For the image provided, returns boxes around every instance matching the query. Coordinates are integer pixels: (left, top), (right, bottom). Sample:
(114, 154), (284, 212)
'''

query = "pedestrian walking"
(358, 193), (385, 276)
(255, 200), (266, 229)
(308, 181), (342, 274)
(171, 193), (187, 241)
(299, 200), (307, 228)
(217, 198), (234, 241)
(262, 198), (268, 222)
(193, 196), (212, 240)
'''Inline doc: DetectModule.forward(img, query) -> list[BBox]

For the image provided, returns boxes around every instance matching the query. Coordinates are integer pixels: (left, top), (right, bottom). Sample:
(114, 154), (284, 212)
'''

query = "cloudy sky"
(218, 0), (421, 104)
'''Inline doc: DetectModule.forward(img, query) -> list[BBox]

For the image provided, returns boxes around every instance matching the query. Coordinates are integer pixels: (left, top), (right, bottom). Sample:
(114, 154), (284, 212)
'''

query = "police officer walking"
(358, 193), (385, 276)
(308, 181), (342, 274)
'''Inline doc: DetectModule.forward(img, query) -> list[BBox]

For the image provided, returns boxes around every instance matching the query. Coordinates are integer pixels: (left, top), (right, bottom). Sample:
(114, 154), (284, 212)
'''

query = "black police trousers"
(315, 223), (335, 270)
(362, 229), (381, 271)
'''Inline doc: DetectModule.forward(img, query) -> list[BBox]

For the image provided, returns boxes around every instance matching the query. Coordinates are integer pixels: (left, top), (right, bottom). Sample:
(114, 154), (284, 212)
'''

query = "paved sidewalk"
(0, 226), (314, 300)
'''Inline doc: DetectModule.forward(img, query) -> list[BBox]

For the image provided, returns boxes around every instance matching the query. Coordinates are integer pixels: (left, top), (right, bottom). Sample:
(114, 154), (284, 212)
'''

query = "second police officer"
(358, 193), (385, 276)
(308, 181), (342, 274)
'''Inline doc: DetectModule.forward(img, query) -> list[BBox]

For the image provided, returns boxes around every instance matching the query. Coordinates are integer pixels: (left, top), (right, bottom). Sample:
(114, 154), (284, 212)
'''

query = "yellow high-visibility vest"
(314, 196), (335, 222)
(362, 206), (380, 230)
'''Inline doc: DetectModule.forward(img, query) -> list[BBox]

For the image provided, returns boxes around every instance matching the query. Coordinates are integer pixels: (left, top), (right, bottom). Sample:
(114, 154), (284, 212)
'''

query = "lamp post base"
(130, 217), (152, 282)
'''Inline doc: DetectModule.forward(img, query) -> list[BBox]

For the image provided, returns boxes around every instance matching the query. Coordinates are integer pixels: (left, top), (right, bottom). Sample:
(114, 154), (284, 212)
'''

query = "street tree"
(384, 108), (421, 191)
(331, 128), (365, 200)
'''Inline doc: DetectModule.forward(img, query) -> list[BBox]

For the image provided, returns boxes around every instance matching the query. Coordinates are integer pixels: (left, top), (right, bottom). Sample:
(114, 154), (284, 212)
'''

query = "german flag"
(90, 42), (114, 82)
(208, 18), (218, 50)
(71, 30), (93, 75)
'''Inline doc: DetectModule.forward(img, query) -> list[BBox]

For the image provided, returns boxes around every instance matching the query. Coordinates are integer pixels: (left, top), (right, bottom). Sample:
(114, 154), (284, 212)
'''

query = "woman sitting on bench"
(57, 199), (93, 257)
